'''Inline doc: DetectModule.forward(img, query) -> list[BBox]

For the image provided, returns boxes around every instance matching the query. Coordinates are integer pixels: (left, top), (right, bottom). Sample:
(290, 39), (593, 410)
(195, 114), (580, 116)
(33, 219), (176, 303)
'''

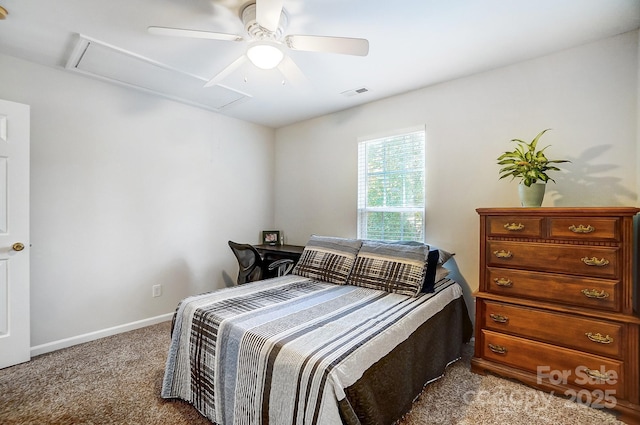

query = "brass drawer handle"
(569, 224), (595, 234)
(581, 257), (609, 267)
(581, 288), (609, 299)
(493, 250), (513, 259)
(488, 343), (508, 354)
(493, 278), (513, 287)
(504, 223), (525, 231)
(584, 368), (611, 383)
(489, 314), (509, 324)
(585, 332), (614, 345)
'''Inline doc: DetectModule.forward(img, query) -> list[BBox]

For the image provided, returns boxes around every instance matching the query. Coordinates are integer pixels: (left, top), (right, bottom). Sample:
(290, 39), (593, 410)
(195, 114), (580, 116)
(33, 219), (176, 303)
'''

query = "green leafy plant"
(497, 129), (570, 187)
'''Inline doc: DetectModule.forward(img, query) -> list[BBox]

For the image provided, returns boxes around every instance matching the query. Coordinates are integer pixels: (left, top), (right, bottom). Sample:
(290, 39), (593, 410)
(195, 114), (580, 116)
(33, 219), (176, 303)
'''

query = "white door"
(0, 99), (30, 369)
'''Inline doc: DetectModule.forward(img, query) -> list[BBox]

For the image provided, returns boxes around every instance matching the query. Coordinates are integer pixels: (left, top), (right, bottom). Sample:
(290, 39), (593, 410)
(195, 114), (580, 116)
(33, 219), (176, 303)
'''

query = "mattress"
(162, 274), (472, 424)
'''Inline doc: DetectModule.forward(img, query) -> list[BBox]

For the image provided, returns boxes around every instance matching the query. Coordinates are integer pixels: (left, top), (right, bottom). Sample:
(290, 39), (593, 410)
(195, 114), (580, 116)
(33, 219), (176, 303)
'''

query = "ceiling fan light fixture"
(246, 43), (284, 70)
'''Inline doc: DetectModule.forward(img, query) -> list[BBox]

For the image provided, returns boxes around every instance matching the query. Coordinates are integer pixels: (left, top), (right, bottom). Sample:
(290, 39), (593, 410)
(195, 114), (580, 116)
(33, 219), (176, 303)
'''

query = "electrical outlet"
(152, 284), (162, 298)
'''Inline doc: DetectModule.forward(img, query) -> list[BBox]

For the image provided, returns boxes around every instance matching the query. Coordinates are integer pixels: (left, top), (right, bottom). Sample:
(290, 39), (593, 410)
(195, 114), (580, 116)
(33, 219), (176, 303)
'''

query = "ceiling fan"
(148, 0), (369, 88)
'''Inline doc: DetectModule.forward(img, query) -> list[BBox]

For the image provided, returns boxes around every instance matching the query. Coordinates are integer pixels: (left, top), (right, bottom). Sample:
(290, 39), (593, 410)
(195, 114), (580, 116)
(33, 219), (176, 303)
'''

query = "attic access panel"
(65, 35), (251, 111)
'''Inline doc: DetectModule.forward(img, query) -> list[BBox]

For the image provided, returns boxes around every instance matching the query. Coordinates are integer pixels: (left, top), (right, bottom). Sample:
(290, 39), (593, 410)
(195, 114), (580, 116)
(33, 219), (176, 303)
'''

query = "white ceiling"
(0, 0), (639, 128)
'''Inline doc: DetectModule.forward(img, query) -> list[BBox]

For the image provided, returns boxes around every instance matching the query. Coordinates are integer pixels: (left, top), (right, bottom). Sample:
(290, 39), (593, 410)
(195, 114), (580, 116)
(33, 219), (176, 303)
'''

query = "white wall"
(0, 54), (275, 348)
(636, 30), (640, 315)
(274, 31), (640, 312)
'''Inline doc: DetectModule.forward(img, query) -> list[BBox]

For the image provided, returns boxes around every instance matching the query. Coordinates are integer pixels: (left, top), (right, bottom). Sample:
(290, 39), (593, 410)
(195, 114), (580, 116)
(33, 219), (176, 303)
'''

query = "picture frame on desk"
(262, 230), (281, 245)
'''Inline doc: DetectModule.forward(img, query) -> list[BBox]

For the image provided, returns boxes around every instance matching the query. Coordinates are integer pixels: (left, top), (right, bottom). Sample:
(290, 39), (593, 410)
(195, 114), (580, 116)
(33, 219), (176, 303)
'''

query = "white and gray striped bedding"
(162, 274), (463, 425)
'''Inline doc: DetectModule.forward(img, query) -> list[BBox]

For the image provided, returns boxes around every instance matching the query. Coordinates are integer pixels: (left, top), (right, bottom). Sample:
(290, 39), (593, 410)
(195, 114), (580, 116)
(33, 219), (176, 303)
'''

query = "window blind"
(357, 129), (425, 242)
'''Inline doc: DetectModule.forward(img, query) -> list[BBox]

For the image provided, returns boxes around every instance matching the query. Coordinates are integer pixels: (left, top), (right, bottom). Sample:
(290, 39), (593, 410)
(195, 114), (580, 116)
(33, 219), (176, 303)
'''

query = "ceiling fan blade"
(204, 55), (248, 87)
(278, 56), (308, 89)
(148, 26), (243, 42)
(285, 35), (369, 56)
(256, 0), (284, 32)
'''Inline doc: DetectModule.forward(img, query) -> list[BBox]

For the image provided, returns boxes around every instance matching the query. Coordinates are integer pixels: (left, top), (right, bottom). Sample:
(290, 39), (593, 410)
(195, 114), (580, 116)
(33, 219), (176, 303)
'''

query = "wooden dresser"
(472, 207), (640, 424)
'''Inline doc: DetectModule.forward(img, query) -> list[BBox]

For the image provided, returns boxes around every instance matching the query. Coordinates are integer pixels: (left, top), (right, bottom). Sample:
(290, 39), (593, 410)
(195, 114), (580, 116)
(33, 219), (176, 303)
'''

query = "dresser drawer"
(481, 330), (624, 397)
(548, 217), (619, 241)
(486, 267), (620, 312)
(486, 216), (543, 238)
(487, 241), (619, 279)
(481, 300), (624, 358)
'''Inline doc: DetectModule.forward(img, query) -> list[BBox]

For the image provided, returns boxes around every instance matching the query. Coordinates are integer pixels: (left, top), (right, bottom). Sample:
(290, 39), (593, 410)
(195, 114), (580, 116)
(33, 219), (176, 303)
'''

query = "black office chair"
(228, 241), (295, 285)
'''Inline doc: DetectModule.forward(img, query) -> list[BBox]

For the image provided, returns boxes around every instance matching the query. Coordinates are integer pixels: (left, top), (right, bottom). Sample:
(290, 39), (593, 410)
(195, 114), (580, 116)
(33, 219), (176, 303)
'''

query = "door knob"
(12, 242), (24, 252)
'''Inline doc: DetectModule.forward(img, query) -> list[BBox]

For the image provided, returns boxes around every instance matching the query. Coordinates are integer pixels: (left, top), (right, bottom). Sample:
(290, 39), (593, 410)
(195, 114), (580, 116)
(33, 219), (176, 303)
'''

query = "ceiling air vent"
(340, 87), (370, 97)
(65, 34), (251, 111)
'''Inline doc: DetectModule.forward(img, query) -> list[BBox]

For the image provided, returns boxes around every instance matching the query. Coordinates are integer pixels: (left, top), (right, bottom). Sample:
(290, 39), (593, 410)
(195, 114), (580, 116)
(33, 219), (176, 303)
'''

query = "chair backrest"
(228, 241), (264, 285)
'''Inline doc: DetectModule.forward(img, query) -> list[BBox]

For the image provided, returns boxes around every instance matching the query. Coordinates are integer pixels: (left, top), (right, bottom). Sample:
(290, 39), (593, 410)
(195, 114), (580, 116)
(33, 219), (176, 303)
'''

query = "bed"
(162, 236), (472, 425)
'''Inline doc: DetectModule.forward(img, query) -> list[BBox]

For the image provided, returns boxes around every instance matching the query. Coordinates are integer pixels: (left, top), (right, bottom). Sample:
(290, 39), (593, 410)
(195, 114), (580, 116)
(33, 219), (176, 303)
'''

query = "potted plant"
(497, 129), (570, 207)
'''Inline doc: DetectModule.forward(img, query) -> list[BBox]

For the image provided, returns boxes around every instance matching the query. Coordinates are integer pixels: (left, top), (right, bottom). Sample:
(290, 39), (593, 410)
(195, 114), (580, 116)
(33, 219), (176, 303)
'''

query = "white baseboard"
(30, 313), (174, 357)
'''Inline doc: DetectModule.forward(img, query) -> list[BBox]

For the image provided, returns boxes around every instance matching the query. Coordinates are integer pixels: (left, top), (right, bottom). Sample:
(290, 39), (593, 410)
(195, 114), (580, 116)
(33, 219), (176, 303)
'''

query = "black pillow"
(422, 248), (440, 293)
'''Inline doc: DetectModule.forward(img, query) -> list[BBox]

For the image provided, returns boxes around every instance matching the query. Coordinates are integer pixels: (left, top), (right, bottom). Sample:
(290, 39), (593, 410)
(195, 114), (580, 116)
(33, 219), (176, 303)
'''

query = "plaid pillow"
(346, 241), (429, 296)
(292, 235), (362, 284)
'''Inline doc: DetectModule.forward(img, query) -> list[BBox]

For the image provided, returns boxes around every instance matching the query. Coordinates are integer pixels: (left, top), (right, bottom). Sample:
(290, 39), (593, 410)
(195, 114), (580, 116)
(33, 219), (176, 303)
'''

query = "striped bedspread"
(162, 274), (463, 425)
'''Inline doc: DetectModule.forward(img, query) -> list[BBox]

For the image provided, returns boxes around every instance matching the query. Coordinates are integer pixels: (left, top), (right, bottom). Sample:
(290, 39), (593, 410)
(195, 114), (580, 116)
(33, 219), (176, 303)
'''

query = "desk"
(254, 244), (305, 278)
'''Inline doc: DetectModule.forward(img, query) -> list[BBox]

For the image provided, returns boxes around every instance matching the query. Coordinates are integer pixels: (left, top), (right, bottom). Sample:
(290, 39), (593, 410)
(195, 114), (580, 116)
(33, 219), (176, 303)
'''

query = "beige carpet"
(0, 321), (626, 424)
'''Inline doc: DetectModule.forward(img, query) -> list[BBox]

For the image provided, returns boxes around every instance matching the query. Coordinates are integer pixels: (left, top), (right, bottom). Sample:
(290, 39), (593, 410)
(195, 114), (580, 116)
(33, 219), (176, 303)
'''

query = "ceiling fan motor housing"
(242, 3), (288, 41)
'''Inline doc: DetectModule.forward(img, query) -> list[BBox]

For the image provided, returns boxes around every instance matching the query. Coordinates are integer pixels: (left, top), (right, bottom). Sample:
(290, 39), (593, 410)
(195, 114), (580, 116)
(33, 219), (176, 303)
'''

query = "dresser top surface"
(477, 207), (640, 217)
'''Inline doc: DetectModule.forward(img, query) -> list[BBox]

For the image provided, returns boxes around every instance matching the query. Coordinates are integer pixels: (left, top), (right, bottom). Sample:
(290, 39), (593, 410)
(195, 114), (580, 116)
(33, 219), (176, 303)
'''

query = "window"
(357, 128), (425, 242)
